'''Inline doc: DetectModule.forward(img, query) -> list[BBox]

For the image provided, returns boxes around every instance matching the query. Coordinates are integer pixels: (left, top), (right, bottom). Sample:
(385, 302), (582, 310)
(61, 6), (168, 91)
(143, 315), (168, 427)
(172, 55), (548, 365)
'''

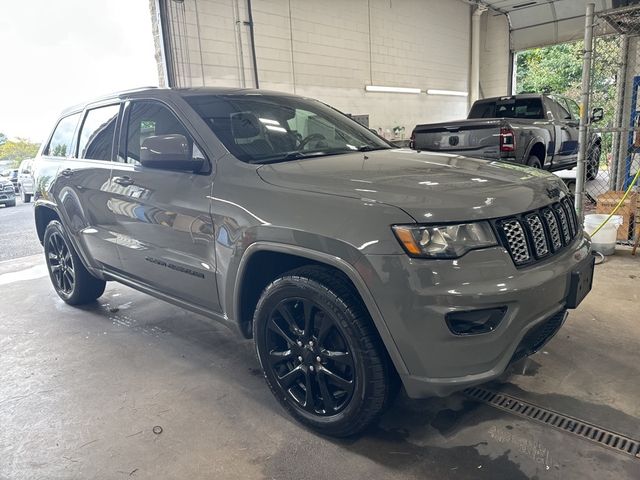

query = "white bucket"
(584, 214), (623, 256)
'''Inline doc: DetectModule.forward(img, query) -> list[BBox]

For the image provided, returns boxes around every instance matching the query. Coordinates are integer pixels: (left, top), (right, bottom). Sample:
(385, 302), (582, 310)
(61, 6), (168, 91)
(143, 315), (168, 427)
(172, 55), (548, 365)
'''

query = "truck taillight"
(500, 128), (515, 152)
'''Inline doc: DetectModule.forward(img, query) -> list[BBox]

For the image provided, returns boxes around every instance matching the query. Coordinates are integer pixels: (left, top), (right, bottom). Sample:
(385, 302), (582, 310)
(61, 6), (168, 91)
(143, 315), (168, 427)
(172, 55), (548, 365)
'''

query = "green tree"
(0, 138), (41, 168)
(516, 42), (583, 96)
(516, 37), (621, 163)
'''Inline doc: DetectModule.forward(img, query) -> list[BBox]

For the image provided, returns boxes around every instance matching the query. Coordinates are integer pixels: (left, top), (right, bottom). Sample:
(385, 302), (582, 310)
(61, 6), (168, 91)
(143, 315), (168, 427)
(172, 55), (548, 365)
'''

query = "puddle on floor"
(101, 302), (167, 337)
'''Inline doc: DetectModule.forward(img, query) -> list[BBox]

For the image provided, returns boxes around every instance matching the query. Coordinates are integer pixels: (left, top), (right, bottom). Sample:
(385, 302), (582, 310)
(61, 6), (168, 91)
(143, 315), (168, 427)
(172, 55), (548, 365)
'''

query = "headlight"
(392, 222), (497, 258)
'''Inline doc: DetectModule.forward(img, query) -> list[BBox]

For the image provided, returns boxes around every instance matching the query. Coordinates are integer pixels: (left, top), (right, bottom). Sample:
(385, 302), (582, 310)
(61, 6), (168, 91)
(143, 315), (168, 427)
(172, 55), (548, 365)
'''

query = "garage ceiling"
(480, 0), (640, 50)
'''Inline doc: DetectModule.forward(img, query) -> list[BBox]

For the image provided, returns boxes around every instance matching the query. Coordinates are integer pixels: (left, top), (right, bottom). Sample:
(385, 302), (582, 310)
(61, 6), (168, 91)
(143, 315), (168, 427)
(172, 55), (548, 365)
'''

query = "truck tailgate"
(412, 120), (503, 158)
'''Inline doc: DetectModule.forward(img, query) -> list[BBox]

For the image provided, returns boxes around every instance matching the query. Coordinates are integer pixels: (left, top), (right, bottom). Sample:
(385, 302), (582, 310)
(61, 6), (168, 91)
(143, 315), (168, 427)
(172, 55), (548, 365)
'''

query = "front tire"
(587, 145), (601, 181)
(44, 220), (106, 305)
(253, 266), (392, 437)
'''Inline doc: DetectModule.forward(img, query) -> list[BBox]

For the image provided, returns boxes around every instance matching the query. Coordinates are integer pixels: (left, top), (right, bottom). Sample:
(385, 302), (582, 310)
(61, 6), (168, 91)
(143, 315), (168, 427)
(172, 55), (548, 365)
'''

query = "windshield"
(184, 94), (392, 163)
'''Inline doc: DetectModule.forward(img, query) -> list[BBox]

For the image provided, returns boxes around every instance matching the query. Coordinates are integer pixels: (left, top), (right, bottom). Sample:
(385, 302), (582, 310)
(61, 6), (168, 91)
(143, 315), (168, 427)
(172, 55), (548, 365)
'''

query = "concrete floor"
(0, 197), (42, 261)
(1, 249), (639, 479)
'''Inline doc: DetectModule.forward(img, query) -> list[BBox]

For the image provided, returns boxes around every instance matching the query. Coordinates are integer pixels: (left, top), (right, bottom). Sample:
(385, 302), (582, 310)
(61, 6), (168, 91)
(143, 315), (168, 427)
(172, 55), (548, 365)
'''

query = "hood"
(257, 149), (567, 223)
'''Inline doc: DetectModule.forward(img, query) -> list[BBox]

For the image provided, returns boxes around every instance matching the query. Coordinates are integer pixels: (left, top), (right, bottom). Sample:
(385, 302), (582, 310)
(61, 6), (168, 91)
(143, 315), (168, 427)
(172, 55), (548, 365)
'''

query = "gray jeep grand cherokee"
(32, 87), (594, 436)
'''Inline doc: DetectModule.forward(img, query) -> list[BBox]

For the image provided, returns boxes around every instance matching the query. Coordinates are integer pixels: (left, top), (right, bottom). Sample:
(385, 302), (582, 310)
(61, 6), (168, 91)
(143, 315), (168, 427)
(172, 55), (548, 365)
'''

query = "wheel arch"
(526, 140), (547, 166)
(35, 203), (61, 244)
(34, 202), (106, 281)
(232, 242), (409, 376)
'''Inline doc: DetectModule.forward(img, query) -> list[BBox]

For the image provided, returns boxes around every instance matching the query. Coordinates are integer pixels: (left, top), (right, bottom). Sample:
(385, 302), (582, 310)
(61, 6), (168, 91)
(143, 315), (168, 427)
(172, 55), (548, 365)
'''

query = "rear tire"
(527, 155), (542, 169)
(253, 265), (392, 437)
(6, 200), (16, 207)
(44, 220), (106, 305)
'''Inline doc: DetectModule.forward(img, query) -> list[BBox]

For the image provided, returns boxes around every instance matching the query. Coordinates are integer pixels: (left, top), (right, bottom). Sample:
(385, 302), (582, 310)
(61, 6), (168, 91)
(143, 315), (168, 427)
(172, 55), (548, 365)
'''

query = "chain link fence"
(579, 4), (640, 247)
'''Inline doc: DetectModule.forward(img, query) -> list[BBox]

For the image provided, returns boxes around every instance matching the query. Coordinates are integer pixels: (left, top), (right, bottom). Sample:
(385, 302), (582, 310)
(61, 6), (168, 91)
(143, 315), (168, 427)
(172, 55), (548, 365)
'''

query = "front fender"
(230, 241), (409, 376)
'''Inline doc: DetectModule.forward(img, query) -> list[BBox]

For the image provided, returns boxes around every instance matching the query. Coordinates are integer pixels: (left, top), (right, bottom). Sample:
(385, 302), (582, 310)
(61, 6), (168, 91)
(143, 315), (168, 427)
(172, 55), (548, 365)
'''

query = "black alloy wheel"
(265, 297), (355, 416)
(43, 220), (106, 305)
(47, 230), (75, 297)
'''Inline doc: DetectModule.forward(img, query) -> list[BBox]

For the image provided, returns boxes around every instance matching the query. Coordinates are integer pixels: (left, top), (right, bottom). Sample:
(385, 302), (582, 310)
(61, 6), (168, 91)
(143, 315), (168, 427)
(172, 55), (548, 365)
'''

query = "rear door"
(55, 102), (122, 269)
(108, 99), (219, 312)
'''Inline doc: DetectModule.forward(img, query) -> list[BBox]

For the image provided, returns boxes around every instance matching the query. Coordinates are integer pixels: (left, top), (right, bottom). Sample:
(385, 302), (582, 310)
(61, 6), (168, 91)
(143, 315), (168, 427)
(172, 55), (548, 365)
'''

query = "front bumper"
(0, 190), (16, 202)
(364, 234), (591, 398)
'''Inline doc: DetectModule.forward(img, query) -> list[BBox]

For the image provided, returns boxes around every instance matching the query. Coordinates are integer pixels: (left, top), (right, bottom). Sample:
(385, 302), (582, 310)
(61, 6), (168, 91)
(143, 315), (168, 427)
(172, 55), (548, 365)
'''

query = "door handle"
(113, 176), (134, 186)
(60, 168), (73, 177)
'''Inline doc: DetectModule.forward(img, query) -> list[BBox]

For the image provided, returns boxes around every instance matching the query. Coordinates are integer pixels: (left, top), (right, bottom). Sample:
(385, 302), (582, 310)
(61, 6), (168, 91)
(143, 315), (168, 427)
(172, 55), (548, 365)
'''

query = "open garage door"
(482, 0), (640, 50)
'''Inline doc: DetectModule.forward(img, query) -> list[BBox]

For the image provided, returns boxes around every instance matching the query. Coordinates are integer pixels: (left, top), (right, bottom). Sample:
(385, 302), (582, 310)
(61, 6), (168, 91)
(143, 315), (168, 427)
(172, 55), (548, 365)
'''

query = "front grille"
(501, 219), (530, 264)
(496, 196), (580, 267)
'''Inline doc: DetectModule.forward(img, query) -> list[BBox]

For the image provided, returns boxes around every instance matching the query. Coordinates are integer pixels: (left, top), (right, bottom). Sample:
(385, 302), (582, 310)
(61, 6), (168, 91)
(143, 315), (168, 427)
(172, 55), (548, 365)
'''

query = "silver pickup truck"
(411, 94), (603, 180)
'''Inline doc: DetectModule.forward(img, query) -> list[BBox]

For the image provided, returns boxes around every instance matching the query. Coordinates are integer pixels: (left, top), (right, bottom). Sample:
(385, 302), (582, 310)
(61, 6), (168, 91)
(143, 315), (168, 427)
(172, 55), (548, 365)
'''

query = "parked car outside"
(1, 168), (20, 193)
(0, 177), (16, 207)
(18, 159), (35, 203)
(410, 94), (604, 180)
(32, 87), (594, 436)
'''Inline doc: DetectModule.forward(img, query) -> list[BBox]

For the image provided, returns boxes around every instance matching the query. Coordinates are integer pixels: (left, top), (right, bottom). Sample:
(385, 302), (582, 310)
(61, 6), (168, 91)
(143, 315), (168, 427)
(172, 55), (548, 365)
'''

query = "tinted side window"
(45, 113), (81, 157)
(122, 101), (191, 165)
(547, 98), (571, 121)
(566, 99), (581, 120)
(77, 104), (120, 161)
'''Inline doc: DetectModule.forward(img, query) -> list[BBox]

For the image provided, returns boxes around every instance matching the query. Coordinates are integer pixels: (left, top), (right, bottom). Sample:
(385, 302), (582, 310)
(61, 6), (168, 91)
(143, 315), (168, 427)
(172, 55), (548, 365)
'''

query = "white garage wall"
(479, 11), (510, 98)
(158, 0), (510, 137)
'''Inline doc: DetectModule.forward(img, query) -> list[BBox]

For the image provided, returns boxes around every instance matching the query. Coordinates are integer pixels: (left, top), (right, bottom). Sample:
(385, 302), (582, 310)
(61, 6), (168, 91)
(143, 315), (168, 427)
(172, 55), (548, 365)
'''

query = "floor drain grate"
(464, 386), (640, 459)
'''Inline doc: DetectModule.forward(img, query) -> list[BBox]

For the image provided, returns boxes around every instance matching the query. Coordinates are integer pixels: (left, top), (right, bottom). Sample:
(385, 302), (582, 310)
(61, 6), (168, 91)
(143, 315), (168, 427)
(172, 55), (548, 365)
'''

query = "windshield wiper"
(251, 151), (323, 165)
(252, 148), (361, 165)
(357, 145), (390, 152)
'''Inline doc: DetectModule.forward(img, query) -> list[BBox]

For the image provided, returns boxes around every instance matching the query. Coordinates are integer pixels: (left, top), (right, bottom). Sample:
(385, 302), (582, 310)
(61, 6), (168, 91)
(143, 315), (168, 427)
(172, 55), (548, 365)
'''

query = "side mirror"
(140, 134), (203, 172)
(591, 107), (604, 123)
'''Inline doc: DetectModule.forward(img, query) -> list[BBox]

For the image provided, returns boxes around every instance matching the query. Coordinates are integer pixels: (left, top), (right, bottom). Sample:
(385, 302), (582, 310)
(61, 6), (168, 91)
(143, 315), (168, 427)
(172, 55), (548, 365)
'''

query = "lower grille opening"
(510, 310), (566, 363)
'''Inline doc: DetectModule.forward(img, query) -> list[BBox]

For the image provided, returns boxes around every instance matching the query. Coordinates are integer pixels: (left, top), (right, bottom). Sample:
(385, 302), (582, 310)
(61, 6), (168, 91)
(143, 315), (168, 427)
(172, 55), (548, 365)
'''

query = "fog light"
(445, 307), (507, 336)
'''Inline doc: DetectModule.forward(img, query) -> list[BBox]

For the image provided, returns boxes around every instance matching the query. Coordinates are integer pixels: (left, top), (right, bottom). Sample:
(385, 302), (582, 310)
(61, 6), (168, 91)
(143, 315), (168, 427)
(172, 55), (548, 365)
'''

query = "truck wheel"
(44, 220), (106, 305)
(21, 190), (31, 203)
(5, 200), (16, 207)
(253, 265), (391, 437)
(527, 155), (542, 169)
(587, 145), (601, 181)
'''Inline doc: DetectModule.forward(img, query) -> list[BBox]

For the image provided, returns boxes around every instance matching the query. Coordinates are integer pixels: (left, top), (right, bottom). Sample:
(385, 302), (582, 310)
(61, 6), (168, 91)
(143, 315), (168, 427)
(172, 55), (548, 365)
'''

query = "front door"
(547, 97), (579, 168)
(108, 100), (219, 312)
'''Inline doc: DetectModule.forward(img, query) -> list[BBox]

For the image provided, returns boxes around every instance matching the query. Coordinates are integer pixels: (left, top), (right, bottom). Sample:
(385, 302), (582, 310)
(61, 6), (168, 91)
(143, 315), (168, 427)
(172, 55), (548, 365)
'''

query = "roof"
(478, 0), (640, 50)
(60, 86), (298, 116)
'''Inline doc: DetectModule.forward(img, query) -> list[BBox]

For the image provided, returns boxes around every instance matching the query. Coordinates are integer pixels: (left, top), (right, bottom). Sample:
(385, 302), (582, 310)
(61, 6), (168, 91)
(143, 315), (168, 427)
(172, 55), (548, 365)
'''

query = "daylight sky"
(0, 0), (158, 143)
